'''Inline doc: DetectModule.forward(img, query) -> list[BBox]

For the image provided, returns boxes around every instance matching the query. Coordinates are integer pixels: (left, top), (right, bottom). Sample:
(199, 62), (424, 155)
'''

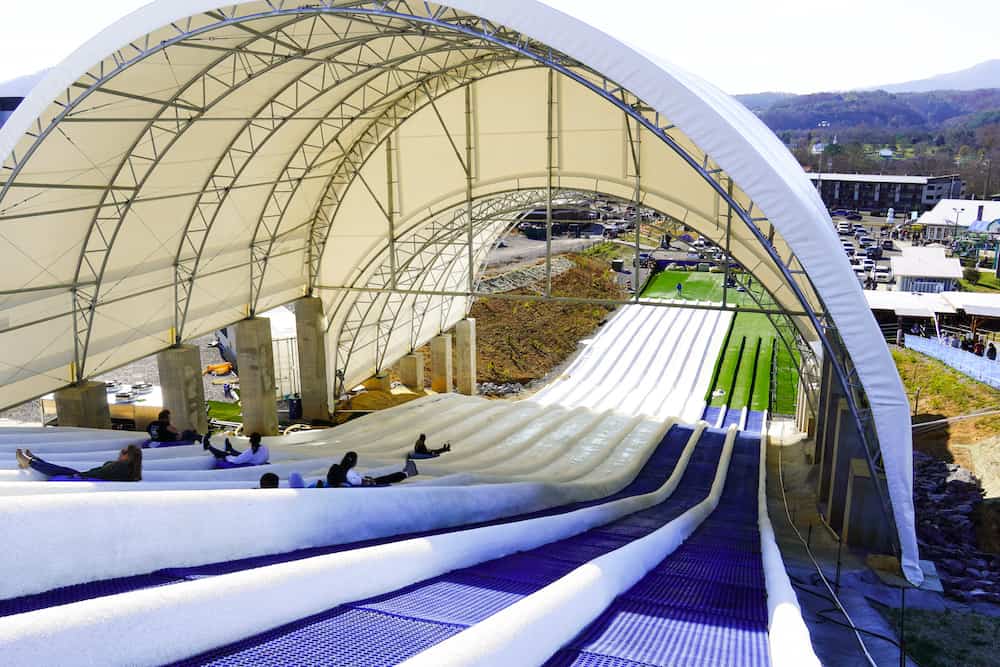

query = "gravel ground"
(0, 334), (236, 426)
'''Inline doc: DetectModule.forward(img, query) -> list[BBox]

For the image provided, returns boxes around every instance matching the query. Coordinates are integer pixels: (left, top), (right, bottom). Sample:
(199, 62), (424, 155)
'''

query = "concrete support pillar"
(843, 458), (893, 553)
(55, 381), (111, 429)
(156, 345), (207, 435)
(826, 399), (863, 532)
(430, 334), (453, 393)
(373, 372), (393, 392)
(398, 352), (424, 390)
(294, 297), (330, 422)
(235, 317), (278, 436)
(454, 318), (477, 396)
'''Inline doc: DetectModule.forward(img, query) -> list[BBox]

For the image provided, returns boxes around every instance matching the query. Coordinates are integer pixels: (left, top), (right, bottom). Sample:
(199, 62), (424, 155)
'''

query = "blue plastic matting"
(744, 410), (766, 435)
(171, 429), (732, 666)
(701, 405), (721, 426)
(546, 433), (769, 667)
(0, 424), (697, 619)
(722, 406), (743, 429)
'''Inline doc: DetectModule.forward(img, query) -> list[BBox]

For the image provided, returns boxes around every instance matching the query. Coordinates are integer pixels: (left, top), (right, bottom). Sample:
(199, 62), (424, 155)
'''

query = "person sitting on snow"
(204, 432), (270, 469)
(410, 433), (451, 459)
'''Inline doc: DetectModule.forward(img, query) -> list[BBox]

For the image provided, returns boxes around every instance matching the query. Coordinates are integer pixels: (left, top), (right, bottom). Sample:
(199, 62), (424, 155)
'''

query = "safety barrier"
(905, 335), (1000, 389)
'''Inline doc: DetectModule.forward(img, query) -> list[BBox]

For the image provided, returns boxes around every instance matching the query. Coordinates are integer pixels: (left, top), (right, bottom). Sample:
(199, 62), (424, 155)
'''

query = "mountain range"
(735, 61), (1000, 133)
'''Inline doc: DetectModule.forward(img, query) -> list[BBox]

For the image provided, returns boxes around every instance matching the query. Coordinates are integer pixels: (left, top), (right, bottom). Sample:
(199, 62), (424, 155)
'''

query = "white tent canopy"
(0, 0), (920, 583)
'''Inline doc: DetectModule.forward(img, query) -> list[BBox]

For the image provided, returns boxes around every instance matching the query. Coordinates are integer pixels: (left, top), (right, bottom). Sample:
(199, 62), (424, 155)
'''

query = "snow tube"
(143, 439), (198, 449)
(408, 452), (438, 460)
(214, 460), (268, 470)
(48, 476), (110, 483)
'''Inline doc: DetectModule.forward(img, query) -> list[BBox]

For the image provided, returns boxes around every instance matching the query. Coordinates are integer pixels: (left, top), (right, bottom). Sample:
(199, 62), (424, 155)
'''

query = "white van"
(837, 221), (852, 235)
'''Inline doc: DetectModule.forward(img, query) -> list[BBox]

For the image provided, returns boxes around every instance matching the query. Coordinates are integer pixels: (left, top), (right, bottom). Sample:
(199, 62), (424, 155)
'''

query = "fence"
(905, 335), (1000, 389)
(271, 337), (301, 399)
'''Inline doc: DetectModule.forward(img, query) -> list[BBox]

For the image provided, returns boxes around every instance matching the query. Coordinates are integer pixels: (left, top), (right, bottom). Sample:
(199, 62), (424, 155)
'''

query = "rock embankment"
(914, 451), (999, 603)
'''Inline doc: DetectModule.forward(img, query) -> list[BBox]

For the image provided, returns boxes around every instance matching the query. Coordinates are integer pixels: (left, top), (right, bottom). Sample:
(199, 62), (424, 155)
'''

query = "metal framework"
(0, 0), (897, 556)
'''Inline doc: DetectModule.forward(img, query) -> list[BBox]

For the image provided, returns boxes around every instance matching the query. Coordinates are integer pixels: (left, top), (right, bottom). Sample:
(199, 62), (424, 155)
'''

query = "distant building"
(0, 71), (47, 129)
(0, 98), (19, 129)
(916, 199), (1000, 240)
(807, 172), (965, 214)
(890, 247), (963, 293)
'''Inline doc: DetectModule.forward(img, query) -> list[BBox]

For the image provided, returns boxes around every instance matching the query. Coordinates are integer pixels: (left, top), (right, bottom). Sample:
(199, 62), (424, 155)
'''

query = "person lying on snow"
(15, 445), (143, 481)
(147, 409), (204, 444)
(203, 432), (269, 469)
(410, 433), (451, 459)
(293, 451), (418, 488)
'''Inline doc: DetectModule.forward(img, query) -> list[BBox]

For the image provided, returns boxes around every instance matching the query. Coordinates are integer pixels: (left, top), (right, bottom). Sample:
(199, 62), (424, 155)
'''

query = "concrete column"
(820, 398), (846, 504)
(398, 352), (424, 390)
(156, 344), (207, 434)
(454, 318), (477, 396)
(843, 458), (893, 553)
(294, 297), (330, 422)
(373, 372), (392, 392)
(430, 334), (453, 393)
(826, 399), (863, 532)
(55, 381), (111, 429)
(235, 317), (278, 436)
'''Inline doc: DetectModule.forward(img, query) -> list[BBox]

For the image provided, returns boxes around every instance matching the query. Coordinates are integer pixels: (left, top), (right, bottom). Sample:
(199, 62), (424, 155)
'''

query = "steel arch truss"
(0, 0), (897, 555)
(330, 189), (552, 380)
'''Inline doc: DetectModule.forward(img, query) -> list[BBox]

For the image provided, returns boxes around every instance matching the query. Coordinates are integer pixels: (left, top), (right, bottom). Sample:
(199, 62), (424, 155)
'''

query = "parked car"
(837, 221), (852, 235)
(859, 236), (876, 248)
(831, 209), (850, 217)
(881, 239), (894, 250)
(865, 246), (883, 260)
(862, 258), (876, 271)
(846, 212), (863, 221)
(874, 267), (893, 283)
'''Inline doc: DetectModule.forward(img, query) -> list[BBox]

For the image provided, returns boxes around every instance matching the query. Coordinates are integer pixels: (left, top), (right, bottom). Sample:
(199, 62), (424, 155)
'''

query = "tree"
(964, 267), (981, 285)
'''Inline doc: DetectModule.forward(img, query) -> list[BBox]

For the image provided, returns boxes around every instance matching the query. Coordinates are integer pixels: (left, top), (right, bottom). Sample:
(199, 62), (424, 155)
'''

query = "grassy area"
(643, 270), (799, 414)
(579, 241), (635, 262)
(874, 603), (1000, 667)
(644, 270), (754, 305)
(893, 347), (1000, 464)
(960, 271), (1000, 293)
(207, 400), (242, 422)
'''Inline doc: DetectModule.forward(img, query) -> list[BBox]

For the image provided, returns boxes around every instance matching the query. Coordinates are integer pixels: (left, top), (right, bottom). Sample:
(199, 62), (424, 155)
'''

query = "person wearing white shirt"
(204, 432), (270, 469)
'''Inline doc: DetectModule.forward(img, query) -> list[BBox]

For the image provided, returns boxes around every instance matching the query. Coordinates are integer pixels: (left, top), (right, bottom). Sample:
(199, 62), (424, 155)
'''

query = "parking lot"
(833, 218), (903, 290)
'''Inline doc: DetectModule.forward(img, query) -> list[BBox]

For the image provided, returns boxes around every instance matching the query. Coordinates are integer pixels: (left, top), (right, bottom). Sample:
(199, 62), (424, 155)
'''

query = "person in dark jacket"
(988, 343), (997, 361)
(147, 409), (202, 443)
(410, 433), (451, 459)
(318, 451), (417, 487)
(15, 445), (143, 481)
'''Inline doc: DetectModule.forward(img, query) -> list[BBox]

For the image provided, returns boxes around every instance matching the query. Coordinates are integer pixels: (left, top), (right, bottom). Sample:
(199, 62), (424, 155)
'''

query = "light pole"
(952, 206), (964, 246)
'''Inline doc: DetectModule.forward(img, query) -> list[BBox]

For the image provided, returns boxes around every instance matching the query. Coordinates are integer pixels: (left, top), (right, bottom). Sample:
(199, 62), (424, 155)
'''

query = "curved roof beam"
(171, 32), (489, 339)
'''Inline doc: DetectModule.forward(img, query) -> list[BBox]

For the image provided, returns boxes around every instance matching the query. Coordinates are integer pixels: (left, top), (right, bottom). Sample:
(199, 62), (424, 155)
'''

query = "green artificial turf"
(713, 312), (799, 414)
(207, 400), (242, 422)
(643, 270), (800, 415)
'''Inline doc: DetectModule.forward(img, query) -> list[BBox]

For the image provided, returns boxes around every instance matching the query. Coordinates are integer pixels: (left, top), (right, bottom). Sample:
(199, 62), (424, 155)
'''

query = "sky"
(0, 0), (997, 94)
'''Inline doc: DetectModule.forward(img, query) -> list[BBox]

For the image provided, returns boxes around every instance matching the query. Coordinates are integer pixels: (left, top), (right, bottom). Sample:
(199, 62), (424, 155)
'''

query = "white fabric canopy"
(0, 0), (920, 583)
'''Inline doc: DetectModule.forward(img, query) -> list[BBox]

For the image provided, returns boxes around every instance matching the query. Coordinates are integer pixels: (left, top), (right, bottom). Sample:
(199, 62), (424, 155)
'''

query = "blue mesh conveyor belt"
(744, 410), (766, 435)
(700, 406), (722, 426)
(170, 429), (729, 666)
(545, 433), (767, 667)
(0, 424), (696, 618)
(722, 406), (744, 429)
